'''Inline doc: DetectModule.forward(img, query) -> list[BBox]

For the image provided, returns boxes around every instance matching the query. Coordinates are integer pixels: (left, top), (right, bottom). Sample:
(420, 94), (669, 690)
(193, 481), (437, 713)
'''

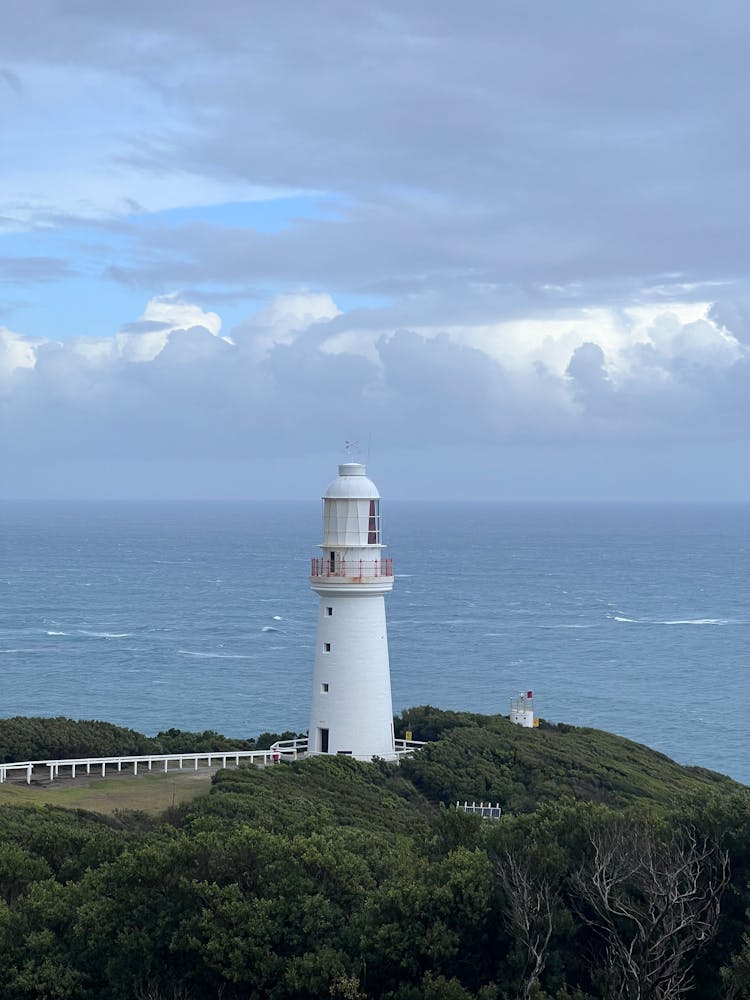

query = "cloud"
(1, 3), (749, 497)
(0, 67), (22, 93)
(2, 0), (749, 304)
(133, 293), (222, 338)
(566, 342), (613, 418)
(231, 292), (341, 359)
(0, 256), (74, 284)
(0, 326), (44, 376)
(709, 298), (750, 348)
(1, 291), (747, 497)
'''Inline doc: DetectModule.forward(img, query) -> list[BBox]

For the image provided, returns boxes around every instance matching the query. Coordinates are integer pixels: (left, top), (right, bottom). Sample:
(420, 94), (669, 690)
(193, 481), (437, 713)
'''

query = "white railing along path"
(0, 749), (281, 784)
(0, 736), (429, 785)
(270, 737), (428, 758)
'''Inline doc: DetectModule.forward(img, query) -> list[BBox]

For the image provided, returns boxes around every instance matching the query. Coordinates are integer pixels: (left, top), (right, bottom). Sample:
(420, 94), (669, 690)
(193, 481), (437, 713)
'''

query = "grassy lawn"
(0, 766), (220, 815)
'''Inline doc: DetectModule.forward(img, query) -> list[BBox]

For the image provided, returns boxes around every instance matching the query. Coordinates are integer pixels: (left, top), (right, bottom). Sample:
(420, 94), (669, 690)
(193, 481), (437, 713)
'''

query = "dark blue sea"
(0, 501), (747, 783)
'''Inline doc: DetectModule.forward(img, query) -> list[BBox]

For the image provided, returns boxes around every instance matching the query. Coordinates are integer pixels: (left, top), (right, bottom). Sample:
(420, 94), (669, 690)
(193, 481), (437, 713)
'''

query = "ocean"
(0, 501), (747, 783)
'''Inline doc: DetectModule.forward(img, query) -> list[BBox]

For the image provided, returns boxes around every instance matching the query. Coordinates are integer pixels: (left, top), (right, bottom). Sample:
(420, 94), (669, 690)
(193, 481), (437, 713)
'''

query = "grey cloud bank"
(1, 292), (748, 499)
(0, 1), (749, 497)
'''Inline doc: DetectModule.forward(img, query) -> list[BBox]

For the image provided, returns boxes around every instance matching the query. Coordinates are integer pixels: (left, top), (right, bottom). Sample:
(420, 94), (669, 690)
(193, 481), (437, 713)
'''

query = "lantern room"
(322, 463), (382, 548)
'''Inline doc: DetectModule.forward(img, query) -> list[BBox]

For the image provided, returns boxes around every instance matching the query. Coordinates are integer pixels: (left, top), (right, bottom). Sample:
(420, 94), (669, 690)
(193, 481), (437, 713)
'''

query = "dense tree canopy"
(0, 708), (747, 999)
(0, 716), (305, 763)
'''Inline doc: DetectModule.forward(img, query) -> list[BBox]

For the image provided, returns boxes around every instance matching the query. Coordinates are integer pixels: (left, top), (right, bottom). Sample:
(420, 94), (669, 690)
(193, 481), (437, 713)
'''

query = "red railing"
(311, 556), (393, 579)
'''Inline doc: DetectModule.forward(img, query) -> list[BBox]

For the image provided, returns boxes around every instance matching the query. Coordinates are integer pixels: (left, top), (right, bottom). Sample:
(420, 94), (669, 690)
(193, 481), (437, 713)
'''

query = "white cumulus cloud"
(0, 292), (747, 502)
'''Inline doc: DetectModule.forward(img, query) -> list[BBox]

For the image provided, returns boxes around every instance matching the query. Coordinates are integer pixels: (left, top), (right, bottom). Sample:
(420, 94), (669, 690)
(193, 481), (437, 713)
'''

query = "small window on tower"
(367, 499), (380, 544)
(326, 607), (333, 616)
(321, 683), (329, 693)
(324, 642), (331, 652)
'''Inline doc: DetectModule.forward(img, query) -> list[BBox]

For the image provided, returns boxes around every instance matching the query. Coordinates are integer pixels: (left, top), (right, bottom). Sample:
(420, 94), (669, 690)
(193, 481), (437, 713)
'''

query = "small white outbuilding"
(510, 690), (538, 728)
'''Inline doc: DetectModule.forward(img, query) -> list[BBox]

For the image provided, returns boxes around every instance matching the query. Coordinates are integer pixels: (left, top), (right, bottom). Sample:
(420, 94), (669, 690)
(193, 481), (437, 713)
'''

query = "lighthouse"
(308, 462), (397, 761)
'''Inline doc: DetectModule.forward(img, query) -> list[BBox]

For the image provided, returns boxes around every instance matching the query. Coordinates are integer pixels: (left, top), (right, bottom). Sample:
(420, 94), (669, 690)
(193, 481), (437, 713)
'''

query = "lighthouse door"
(319, 728), (329, 753)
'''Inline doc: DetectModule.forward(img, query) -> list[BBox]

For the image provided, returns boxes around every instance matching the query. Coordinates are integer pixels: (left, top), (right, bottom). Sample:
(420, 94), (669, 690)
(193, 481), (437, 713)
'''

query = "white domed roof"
(323, 463), (380, 499)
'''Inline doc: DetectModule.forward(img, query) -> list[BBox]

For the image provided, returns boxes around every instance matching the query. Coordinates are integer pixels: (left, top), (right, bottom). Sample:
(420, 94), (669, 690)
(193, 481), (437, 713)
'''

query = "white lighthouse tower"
(308, 462), (397, 761)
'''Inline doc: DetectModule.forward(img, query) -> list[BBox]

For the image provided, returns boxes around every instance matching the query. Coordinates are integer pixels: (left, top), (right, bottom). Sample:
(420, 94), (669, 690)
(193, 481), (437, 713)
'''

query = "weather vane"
(344, 439), (360, 457)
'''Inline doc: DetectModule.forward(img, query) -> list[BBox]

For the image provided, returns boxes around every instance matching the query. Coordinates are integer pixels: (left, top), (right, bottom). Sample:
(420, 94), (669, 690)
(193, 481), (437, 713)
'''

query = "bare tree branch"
(497, 849), (558, 999)
(572, 818), (729, 1000)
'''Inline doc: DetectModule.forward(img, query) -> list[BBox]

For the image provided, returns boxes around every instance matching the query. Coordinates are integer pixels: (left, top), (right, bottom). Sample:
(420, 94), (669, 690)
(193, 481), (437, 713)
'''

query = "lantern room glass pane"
(368, 499), (380, 544)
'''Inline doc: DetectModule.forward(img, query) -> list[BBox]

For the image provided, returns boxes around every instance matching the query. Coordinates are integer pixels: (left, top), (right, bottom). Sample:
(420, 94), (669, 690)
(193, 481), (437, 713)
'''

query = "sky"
(1, 0), (749, 500)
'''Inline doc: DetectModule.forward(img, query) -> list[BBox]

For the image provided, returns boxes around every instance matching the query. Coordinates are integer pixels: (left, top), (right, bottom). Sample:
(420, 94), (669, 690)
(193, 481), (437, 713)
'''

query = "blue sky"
(1, 1), (749, 499)
(1, 195), (352, 338)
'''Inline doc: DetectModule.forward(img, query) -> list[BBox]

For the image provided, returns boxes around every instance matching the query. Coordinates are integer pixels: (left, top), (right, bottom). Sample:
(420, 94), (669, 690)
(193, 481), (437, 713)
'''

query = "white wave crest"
(78, 630), (132, 638)
(178, 649), (254, 659)
(660, 618), (739, 626)
(614, 615), (741, 626)
(46, 630), (68, 636)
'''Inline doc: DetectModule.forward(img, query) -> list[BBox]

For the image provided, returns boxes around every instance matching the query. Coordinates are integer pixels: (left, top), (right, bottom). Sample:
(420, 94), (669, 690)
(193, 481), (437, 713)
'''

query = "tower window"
(329, 551), (336, 572)
(367, 499), (380, 544)
(321, 683), (329, 693)
(324, 642), (331, 652)
(326, 607), (333, 616)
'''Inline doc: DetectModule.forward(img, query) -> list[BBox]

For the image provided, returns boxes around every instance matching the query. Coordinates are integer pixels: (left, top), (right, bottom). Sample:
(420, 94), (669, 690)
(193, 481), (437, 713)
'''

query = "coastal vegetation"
(0, 716), (301, 763)
(0, 708), (748, 999)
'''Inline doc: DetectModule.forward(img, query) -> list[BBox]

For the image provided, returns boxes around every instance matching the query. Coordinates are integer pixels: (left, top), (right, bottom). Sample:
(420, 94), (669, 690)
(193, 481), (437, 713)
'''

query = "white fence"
(0, 749), (281, 785)
(0, 762), (35, 784)
(270, 737), (428, 758)
(269, 737), (308, 758)
(457, 800), (502, 820)
(0, 735), (429, 786)
(395, 738), (428, 756)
